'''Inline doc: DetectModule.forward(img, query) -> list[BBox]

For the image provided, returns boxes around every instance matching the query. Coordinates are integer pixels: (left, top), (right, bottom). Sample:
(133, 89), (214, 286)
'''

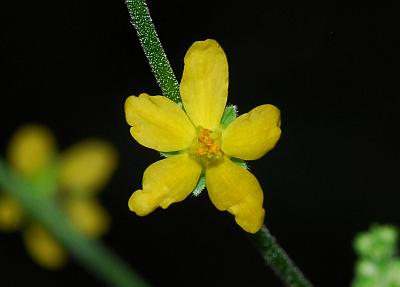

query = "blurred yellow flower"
(0, 124), (117, 269)
(125, 39), (281, 233)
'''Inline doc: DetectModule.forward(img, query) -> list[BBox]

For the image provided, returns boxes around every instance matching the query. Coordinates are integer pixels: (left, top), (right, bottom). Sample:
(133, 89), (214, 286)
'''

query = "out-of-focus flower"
(353, 224), (400, 287)
(0, 124), (117, 269)
(125, 39), (281, 233)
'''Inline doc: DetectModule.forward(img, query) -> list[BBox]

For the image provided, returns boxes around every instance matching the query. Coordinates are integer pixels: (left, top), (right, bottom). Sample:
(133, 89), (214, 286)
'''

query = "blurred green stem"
(252, 225), (313, 287)
(125, 0), (181, 103)
(125, 1), (313, 286)
(0, 158), (149, 287)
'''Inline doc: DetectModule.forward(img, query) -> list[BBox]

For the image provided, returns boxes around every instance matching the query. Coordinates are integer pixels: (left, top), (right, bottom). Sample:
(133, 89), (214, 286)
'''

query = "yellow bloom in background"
(0, 124), (117, 269)
(125, 39), (281, 233)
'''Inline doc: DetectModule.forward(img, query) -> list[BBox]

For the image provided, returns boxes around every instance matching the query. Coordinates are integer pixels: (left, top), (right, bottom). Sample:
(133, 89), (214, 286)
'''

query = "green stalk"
(0, 158), (150, 287)
(125, 0), (181, 103)
(252, 225), (313, 287)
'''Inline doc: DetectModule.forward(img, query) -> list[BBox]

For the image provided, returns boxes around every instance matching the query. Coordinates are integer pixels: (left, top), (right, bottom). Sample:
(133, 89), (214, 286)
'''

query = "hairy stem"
(125, 0), (181, 103)
(252, 225), (314, 287)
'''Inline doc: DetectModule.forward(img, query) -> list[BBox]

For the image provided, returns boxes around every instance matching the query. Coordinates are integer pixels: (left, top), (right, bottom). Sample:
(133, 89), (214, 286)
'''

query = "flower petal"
(0, 194), (24, 231)
(222, 104), (281, 160)
(180, 39), (228, 131)
(59, 140), (117, 193)
(125, 94), (196, 152)
(206, 157), (265, 233)
(7, 125), (56, 176)
(23, 224), (67, 269)
(128, 153), (202, 216)
(65, 198), (110, 238)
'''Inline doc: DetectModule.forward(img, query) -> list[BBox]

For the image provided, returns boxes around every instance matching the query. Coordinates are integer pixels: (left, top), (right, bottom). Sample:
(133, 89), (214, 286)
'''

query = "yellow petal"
(180, 39), (228, 131)
(221, 104), (281, 160)
(7, 125), (56, 176)
(23, 224), (67, 269)
(65, 198), (110, 238)
(128, 153), (202, 216)
(125, 94), (196, 152)
(205, 157), (265, 233)
(0, 194), (24, 231)
(59, 140), (117, 193)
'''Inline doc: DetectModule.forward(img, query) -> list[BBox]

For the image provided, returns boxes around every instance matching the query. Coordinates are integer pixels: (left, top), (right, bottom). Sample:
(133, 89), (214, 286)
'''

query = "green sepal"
(160, 151), (181, 158)
(192, 174), (205, 197)
(220, 105), (238, 128)
(230, 157), (248, 170)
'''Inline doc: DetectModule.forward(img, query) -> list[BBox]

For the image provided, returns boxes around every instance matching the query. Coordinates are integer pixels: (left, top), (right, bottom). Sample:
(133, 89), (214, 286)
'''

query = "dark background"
(0, 0), (398, 286)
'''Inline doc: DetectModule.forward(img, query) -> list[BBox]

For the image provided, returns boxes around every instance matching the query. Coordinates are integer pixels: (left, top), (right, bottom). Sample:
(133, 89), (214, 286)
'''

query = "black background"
(0, 0), (398, 286)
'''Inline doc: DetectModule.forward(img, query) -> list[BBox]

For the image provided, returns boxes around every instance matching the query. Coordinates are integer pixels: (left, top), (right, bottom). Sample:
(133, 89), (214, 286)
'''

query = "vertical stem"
(125, 0), (181, 103)
(252, 225), (314, 287)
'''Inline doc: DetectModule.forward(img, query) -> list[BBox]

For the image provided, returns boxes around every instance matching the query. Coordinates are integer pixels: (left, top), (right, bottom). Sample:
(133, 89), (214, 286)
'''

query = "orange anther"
(195, 127), (221, 159)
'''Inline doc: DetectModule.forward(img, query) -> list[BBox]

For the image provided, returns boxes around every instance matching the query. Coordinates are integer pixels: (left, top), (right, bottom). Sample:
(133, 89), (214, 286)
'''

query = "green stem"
(125, 0), (181, 103)
(0, 158), (150, 287)
(252, 225), (313, 287)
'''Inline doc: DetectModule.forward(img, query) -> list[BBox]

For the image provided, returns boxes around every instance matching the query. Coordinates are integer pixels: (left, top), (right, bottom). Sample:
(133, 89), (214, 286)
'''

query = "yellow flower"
(125, 39), (281, 233)
(0, 124), (117, 269)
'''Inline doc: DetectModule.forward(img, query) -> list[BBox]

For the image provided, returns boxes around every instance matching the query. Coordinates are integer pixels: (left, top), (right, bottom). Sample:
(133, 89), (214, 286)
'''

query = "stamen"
(194, 127), (221, 161)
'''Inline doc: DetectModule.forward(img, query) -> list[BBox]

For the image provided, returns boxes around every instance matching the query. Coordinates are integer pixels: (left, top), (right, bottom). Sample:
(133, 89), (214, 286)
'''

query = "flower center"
(191, 127), (222, 166)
